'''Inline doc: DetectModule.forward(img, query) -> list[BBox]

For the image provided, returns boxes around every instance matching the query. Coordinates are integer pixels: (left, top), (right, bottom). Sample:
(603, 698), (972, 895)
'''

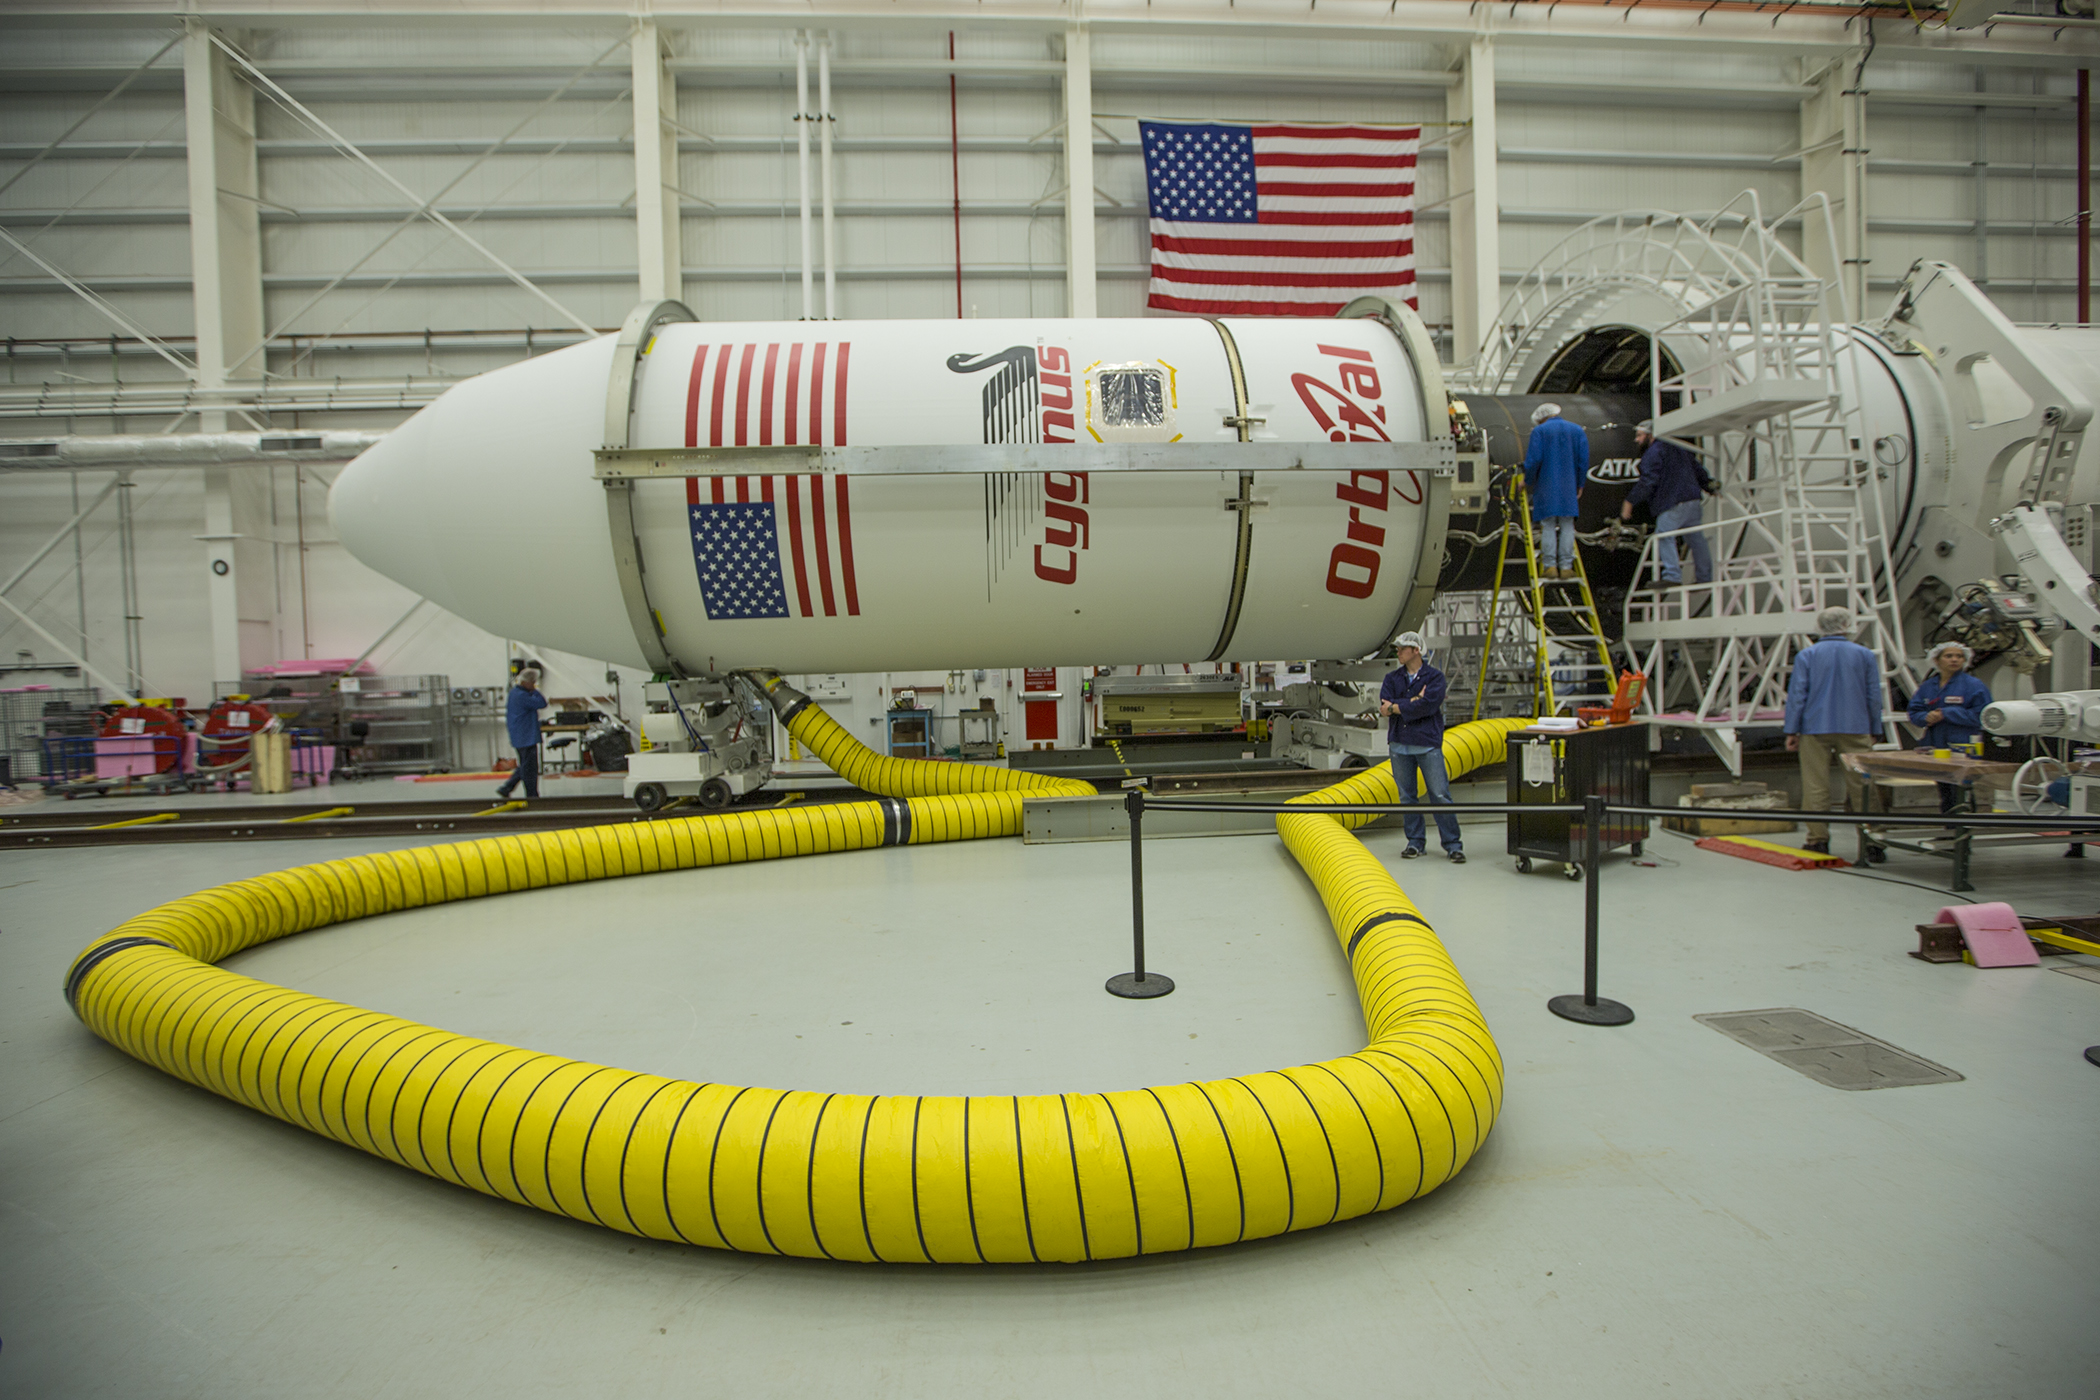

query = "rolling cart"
(1507, 721), (1651, 878)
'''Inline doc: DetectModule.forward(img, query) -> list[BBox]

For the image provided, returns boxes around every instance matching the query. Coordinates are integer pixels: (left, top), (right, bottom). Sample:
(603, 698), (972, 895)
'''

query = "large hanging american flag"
(1139, 120), (1420, 317)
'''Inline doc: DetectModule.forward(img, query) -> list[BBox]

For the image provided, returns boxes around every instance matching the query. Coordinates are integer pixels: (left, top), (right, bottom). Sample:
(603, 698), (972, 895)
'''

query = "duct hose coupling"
(747, 671), (811, 723)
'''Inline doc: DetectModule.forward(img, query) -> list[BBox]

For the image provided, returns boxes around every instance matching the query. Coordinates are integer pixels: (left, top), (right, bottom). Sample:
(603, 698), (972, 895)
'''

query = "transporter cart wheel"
(633, 782), (667, 813)
(698, 777), (734, 811)
(1563, 862), (1583, 881)
(1514, 855), (1532, 874)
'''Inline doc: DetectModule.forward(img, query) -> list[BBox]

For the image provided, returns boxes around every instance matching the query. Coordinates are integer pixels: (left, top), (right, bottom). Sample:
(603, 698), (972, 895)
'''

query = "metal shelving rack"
(2, 687), (99, 783)
(338, 674), (454, 776)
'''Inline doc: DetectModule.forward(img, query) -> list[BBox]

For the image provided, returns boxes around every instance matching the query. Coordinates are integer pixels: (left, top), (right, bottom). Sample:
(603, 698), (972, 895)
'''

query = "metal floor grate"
(1695, 1008), (1963, 1090)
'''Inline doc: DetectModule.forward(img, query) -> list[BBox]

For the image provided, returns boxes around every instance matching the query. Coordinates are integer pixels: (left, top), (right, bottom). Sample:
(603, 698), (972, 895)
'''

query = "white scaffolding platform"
(1468, 194), (1914, 772)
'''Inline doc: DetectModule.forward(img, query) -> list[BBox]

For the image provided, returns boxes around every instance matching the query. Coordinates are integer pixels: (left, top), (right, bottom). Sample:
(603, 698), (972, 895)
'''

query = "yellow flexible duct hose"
(63, 681), (1522, 1263)
(772, 681), (1096, 800)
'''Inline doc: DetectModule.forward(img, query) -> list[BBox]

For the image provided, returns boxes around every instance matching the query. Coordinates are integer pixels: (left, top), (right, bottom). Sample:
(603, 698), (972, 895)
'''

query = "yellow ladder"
(1471, 477), (1617, 719)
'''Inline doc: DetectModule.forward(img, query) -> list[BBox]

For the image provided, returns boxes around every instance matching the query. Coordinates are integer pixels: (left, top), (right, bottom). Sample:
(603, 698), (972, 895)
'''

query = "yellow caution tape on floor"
(64, 678), (1521, 1263)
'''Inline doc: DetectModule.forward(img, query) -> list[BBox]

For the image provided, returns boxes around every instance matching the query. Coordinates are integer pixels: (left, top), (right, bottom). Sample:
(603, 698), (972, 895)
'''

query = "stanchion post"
(1549, 793), (1633, 1026)
(1108, 786), (1173, 998)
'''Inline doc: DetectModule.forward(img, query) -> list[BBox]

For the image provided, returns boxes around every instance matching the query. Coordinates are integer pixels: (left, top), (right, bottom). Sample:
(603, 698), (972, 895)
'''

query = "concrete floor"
(2, 794), (2097, 1398)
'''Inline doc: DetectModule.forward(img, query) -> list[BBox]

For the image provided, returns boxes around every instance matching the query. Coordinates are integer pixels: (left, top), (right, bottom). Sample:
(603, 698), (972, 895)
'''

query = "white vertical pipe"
(631, 22), (682, 304)
(1061, 26), (1097, 319)
(1445, 37), (1500, 370)
(820, 32), (837, 320)
(795, 31), (814, 320)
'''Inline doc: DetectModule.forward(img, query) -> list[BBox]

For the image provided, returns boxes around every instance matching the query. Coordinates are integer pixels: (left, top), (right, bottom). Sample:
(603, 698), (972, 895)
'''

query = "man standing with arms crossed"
(1379, 632), (1465, 863)
(1783, 607), (1885, 855)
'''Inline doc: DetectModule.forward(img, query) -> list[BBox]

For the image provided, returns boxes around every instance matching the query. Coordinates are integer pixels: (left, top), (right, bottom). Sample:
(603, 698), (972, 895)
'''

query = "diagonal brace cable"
(207, 31), (597, 336)
(0, 227), (197, 376)
(0, 30), (183, 202)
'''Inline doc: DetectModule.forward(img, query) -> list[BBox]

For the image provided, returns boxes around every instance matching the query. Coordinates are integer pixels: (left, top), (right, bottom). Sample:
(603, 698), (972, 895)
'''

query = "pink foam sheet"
(1936, 901), (2041, 968)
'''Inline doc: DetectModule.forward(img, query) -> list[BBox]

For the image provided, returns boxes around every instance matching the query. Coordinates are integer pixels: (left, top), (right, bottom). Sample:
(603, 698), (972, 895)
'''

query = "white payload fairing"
(330, 300), (1456, 676)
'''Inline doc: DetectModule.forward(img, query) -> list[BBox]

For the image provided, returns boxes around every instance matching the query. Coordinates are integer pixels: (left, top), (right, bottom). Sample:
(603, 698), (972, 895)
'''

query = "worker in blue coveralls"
(1378, 631), (1465, 864)
(1621, 420), (1717, 586)
(1522, 403), (1589, 582)
(1907, 641), (1993, 814)
(1784, 608), (1885, 855)
(495, 666), (548, 801)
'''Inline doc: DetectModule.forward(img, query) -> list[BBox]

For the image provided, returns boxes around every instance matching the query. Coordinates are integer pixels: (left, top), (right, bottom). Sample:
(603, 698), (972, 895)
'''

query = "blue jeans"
(1654, 500), (1711, 583)
(1539, 516), (1576, 569)
(1390, 744), (1462, 853)
(497, 743), (540, 799)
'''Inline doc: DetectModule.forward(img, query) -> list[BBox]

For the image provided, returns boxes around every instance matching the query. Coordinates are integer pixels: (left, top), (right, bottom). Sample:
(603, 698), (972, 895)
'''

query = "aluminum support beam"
(201, 466), (242, 683)
(0, 432), (387, 470)
(1062, 26), (1096, 319)
(1445, 36), (1500, 370)
(185, 21), (267, 688)
(1799, 55), (1869, 323)
(0, 7), (2095, 70)
(182, 19), (266, 408)
(593, 440), (1457, 480)
(630, 22), (683, 306)
(820, 33), (837, 320)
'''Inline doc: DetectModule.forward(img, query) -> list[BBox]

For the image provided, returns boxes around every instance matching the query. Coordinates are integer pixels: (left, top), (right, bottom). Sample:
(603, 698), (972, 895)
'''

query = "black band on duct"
(879, 797), (912, 848)
(65, 936), (176, 1012)
(1347, 910), (1430, 959)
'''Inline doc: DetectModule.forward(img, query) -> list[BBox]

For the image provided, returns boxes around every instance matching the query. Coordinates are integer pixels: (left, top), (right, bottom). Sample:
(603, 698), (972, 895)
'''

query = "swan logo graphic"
(950, 344), (1087, 585)
(1589, 456), (1642, 485)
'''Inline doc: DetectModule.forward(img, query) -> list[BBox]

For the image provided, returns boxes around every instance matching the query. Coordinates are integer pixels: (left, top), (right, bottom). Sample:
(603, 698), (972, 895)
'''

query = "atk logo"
(1294, 343), (1417, 599)
(950, 343), (1086, 584)
(1589, 456), (1641, 484)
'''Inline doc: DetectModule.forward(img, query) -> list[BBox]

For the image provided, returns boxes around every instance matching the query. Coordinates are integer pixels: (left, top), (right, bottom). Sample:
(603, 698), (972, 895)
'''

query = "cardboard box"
(1664, 787), (1796, 836)
(1690, 781), (1772, 800)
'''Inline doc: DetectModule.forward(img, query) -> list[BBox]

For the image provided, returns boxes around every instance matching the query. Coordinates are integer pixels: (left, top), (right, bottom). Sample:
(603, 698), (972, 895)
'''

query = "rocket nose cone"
(326, 334), (646, 667)
(329, 414), (453, 606)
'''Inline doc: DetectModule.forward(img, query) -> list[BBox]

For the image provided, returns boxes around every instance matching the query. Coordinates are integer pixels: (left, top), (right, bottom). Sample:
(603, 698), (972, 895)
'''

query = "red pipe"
(2080, 68), (2091, 325)
(950, 32), (962, 320)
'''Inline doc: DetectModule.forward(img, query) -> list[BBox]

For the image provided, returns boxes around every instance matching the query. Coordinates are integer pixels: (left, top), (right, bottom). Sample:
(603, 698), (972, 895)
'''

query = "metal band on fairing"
(1839, 325), (1927, 576)
(1335, 295), (1454, 648)
(1205, 318), (1258, 662)
(602, 299), (698, 676)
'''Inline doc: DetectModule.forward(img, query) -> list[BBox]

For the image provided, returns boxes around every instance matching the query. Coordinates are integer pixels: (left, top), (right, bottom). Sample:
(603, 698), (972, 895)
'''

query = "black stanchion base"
(1549, 993), (1634, 1026)
(2085, 1045), (2100, 1068)
(1107, 972), (1175, 999)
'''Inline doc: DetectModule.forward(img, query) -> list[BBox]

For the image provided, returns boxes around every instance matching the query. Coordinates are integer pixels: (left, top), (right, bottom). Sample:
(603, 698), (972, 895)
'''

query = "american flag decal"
(1140, 121), (1419, 316)
(683, 340), (860, 619)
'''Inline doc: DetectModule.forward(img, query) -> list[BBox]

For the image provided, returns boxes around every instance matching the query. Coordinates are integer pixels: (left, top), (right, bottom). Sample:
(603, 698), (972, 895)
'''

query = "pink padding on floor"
(1937, 901), (2040, 968)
